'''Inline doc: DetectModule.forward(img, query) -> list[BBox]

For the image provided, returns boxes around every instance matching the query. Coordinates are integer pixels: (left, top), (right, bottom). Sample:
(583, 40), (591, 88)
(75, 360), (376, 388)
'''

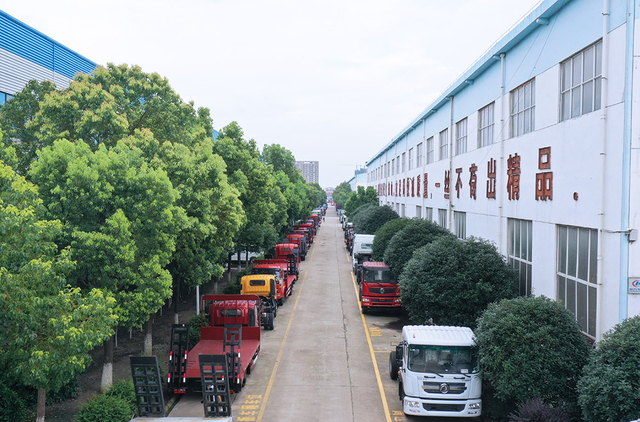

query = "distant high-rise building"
(295, 161), (319, 184)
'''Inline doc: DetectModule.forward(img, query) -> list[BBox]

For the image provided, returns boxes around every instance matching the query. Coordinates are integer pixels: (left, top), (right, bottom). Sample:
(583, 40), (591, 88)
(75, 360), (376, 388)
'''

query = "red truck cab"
(275, 243), (300, 276)
(285, 233), (308, 261)
(252, 259), (295, 304)
(358, 262), (402, 314)
(182, 294), (261, 393)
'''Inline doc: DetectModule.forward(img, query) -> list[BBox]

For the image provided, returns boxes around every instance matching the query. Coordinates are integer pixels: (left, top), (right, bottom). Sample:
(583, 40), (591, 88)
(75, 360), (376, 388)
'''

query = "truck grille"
(422, 382), (467, 394)
(423, 403), (466, 412)
(369, 288), (395, 294)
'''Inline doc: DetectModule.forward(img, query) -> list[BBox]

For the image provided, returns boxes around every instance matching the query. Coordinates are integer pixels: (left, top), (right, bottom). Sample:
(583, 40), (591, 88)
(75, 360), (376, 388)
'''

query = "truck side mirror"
(396, 344), (404, 366)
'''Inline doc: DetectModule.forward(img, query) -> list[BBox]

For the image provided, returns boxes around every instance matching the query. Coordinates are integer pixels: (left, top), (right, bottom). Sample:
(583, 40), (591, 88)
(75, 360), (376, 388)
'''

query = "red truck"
(252, 259), (296, 304)
(294, 223), (315, 243)
(285, 233), (308, 261)
(173, 294), (261, 394)
(358, 262), (402, 314)
(292, 227), (312, 249)
(275, 243), (300, 276)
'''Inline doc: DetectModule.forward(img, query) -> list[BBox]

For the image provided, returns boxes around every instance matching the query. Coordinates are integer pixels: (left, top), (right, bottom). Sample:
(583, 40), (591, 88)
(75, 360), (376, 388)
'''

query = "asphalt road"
(225, 206), (414, 422)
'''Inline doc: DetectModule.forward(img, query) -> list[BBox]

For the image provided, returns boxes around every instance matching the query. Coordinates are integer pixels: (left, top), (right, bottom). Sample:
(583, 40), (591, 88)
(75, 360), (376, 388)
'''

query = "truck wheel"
(278, 297), (284, 306)
(267, 313), (275, 330)
(389, 351), (399, 380)
(362, 305), (368, 314)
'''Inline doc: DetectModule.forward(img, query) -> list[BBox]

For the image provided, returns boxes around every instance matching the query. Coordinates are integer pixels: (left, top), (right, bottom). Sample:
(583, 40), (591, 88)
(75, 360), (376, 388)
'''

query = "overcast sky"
(2, 0), (542, 188)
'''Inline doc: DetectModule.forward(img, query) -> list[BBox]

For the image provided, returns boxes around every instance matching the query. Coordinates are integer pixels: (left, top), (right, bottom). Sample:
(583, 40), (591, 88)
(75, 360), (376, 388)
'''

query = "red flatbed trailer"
(182, 295), (261, 394)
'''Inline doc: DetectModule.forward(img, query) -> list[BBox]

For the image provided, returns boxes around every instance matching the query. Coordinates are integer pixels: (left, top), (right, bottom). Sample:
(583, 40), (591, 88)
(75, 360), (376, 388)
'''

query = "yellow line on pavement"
(256, 245), (313, 421)
(351, 271), (392, 422)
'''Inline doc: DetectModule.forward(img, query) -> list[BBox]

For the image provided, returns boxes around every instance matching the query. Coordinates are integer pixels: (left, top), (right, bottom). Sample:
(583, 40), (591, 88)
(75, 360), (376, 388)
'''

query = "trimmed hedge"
(577, 315), (640, 422)
(76, 394), (133, 422)
(476, 296), (590, 416)
(399, 236), (517, 327)
(352, 205), (398, 235)
(371, 218), (411, 261)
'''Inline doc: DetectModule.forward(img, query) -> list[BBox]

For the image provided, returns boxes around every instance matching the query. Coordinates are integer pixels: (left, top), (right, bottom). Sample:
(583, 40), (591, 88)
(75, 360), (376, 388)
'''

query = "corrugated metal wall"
(0, 9), (95, 94)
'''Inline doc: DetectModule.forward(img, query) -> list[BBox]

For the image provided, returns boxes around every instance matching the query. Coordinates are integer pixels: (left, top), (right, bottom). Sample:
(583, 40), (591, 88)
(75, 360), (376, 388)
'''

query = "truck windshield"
(364, 269), (395, 283)
(407, 345), (477, 374)
(361, 243), (373, 250)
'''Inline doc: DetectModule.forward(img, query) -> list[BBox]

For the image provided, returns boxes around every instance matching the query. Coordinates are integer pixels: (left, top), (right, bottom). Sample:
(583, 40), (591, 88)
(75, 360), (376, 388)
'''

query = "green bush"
(399, 236), (517, 327)
(104, 380), (136, 415)
(352, 205), (398, 235)
(384, 218), (452, 278)
(371, 218), (411, 261)
(0, 382), (26, 422)
(475, 296), (590, 416)
(577, 316), (640, 422)
(222, 281), (241, 294)
(344, 186), (378, 216)
(76, 394), (134, 422)
(508, 398), (574, 422)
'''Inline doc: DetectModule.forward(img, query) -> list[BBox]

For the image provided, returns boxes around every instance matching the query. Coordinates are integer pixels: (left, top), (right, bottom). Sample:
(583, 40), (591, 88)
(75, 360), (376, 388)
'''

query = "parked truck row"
(167, 206), (327, 398)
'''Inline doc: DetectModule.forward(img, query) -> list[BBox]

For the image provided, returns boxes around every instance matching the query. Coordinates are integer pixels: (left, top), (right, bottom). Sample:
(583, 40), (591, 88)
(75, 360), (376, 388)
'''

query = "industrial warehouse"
(365, 0), (639, 341)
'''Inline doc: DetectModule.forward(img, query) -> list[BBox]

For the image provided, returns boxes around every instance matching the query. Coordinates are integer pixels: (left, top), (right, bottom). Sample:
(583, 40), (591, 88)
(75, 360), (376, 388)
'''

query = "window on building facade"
(426, 207), (433, 221)
(401, 204), (406, 217)
(561, 40), (602, 121)
(478, 102), (495, 147)
(391, 159), (395, 175)
(396, 156), (400, 174)
(426, 137), (434, 164)
(455, 118), (467, 156)
(438, 208), (447, 228)
(402, 153), (406, 172)
(454, 211), (466, 239)
(439, 129), (448, 160)
(511, 79), (535, 137)
(556, 225), (598, 337)
(408, 148), (414, 170)
(508, 219), (533, 296)
(417, 143), (424, 167)
(416, 206), (422, 219)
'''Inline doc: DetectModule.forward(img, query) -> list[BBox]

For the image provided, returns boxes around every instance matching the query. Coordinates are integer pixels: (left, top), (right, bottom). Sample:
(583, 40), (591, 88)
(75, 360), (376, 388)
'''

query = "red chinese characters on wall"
(411, 177), (415, 197)
(487, 158), (496, 199)
(469, 163), (477, 200)
(536, 146), (553, 200)
(417, 175), (421, 197)
(506, 153), (521, 200)
(423, 173), (429, 198)
(455, 168), (463, 199)
(444, 170), (450, 199)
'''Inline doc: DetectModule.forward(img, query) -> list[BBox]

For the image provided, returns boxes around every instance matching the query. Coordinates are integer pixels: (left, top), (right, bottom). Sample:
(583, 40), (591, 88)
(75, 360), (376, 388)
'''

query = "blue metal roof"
(0, 9), (96, 79)
(367, 0), (568, 165)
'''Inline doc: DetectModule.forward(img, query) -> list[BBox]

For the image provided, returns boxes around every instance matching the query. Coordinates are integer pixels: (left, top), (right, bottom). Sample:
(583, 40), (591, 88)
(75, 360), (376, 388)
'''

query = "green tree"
(213, 122), (287, 256)
(400, 236), (517, 327)
(384, 218), (452, 278)
(0, 79), (57, 175)
(578, 316), (640, 422)
(352, 204), (398, 234)
(476, 296), (590, 416)
(332, 181), (351, 209)
(261, 144), (303, 183)
(344, 185), (378, 215)
(305, 182), (327, 210)
(371, 218), (411, 261)
(29, 139), (182, 391)
(0, 160), (116, 422)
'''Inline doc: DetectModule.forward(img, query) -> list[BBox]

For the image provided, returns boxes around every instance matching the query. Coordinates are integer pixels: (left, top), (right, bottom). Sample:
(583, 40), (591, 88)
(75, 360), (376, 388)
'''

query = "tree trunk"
(173, 278), (181, 324)
(227, 253), (232, 283)
(144, 313), (154, 356)
(36, 388), (46, 422)
(245, 249), (250, 268)
(237, 251), (241, 269)
(101, 334), (114, 392)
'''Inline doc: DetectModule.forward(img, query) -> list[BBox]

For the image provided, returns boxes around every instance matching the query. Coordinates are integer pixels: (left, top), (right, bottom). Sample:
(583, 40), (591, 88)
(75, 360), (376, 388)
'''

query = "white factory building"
(365, 0), (640, 341)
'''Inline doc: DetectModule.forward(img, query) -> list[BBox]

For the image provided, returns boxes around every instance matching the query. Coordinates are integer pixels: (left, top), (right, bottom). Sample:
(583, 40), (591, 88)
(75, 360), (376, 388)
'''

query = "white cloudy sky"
(2, 0), (542, 188)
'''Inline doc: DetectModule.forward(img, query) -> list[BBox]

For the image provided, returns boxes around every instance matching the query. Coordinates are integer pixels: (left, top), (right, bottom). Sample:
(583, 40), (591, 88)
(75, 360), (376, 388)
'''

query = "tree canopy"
(332, 181), (351, 209)
(352, 204), (399, 234)
(371, 218), (411, 261)
(344, 185), (377, 215)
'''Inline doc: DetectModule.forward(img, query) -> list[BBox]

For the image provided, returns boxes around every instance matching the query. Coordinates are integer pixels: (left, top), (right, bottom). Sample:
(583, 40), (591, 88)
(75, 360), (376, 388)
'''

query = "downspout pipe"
(597, 0), (610, 340)
(449, 96), (454, 231)
(620, 0), (635, 322)
(499, 53), (506, 254)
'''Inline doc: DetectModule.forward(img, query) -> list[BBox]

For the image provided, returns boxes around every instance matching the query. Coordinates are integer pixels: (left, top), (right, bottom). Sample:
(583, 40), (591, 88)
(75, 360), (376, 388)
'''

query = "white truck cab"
(390, 325), (481, 418)
(351, 234), (374, 274)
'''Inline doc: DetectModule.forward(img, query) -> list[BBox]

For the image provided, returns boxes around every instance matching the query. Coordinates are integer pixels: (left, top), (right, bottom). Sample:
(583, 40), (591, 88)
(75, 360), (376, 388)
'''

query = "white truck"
(389, 325), (481, 418)
(351, 233), (374, 279)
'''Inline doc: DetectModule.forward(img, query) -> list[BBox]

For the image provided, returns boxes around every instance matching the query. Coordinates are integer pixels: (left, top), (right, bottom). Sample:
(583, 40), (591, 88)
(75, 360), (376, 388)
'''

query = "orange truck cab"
(358, 262), (402, 314)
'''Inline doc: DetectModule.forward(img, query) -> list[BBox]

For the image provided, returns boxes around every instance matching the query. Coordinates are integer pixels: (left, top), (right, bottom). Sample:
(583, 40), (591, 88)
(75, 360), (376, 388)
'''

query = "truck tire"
(266, 313), (275, 330)
(389, 351), (399, 380)
(278, 297), (284, 307)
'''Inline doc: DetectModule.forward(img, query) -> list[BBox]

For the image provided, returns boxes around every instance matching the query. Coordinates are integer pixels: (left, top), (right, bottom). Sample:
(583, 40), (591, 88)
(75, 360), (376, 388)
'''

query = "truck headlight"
(362, 298), (370, 302)
(394, 298), (402, 303)
(404, 399), (421, 409)
(468, 403), (481, 410)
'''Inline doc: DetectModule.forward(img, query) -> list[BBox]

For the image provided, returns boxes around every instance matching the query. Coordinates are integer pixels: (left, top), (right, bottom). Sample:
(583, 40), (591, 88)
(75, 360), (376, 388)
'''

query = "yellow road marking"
(256, 242), (315, 421)
(351, 271), (392, 422)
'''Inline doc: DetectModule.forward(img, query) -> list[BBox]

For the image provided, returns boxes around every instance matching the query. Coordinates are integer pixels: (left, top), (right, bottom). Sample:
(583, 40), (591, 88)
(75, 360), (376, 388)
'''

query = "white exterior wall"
(366, 0), (638, 341)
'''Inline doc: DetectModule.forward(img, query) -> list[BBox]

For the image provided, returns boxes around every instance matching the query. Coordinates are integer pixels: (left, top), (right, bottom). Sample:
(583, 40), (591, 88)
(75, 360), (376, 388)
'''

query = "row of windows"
(369, 40), (602, 183)
(0, 91), (14, 105)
